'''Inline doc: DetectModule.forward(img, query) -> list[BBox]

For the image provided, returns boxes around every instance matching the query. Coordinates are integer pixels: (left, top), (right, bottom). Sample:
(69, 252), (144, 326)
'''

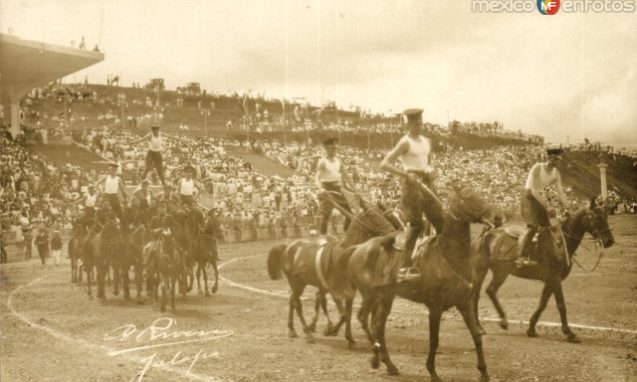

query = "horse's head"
(448, 184), (496, 225)
(350, 201), (399, 238)
(580, 198), (615, 248)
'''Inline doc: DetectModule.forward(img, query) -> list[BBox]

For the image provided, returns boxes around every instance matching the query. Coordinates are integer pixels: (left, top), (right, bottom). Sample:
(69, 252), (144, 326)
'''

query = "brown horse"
(345, 185), (495, 381)
(144, 228), (183, 312)
(85, 221), (125, 300)
(267, 202), (400, 346)
(68, 221), (88, 283)
(189, 211), (222, 296)
(473, 199), (615, 343)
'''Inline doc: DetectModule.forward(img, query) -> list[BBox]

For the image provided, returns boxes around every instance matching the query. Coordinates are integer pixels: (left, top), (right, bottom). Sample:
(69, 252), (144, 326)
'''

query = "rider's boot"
(516, 228), (538, 267)
(397, 224), (422, 282)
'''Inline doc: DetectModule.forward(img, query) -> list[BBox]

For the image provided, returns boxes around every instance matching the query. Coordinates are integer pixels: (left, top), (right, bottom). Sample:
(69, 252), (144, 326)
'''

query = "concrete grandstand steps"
(559, 151), (637, 200)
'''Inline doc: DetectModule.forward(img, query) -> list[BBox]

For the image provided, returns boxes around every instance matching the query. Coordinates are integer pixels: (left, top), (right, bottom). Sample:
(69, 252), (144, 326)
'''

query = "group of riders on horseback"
(70, 124), (222, 311)
(268, 108), (615, 381)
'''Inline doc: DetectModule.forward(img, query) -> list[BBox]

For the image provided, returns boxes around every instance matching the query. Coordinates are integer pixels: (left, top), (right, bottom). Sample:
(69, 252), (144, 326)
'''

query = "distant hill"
(559, 151), (636, 200)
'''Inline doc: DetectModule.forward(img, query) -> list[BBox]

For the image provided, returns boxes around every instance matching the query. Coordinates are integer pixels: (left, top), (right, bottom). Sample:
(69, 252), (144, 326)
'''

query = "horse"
(345, 184), (495, 381)
(144, 228), (182, 312)
(68, 221), (88, 283)
(188, 211), (222, 296)
(116, 213), (150, 303)
(164, 210), (196, 295)
(473, 198), (615, 343)
(267, 201), (401, 347)
(86, 220), (125, 300)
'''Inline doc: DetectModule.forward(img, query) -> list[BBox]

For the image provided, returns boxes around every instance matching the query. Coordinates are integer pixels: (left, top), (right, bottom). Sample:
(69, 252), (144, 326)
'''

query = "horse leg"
(357, 294), (375, 345)
(527, 283), (553, 338)
(426, 307), (443, 382)
(210, 259), (219, 294)
(458, 302), (490, 382)
(326, 297), (348, 337)
(135, 263), (143, 304)
(203, 264), (210, 297)
(97, 265), (106, 300)
(171, 275), (177, 311)
(287, 294), (298, 338)
(123, 265), (131, 300)
(289, 283), (314, 343)
(485, 268), (510, 330)
(552, 279), (580, 343)
(86, 265), (92, 298)
(112, 265), (120, 296)
(344, 298), (355, 349)
(373, 291), (398, 376)
(473, 258), (490, 335)
(196, 263), (203, 295)
(160, 275), (167, 313)
(308, 291), (321, 333)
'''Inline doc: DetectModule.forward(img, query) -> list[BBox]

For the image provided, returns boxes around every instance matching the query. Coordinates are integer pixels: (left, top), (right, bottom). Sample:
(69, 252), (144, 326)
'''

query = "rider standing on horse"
(380, 108), (443, 281)
(315, 137), (357, 243)
(518, 146), (570, 267)
(95, 163), (129, 221)
(74, 185), (98, 228)
(130, 124), (175, 186)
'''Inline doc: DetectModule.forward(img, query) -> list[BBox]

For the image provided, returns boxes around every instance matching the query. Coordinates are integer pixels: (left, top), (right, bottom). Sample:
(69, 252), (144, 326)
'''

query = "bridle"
(561, 209), (607, 272)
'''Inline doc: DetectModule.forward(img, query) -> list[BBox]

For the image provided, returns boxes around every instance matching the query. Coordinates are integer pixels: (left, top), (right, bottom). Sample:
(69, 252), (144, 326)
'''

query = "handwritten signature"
(103, 317), (233, 381)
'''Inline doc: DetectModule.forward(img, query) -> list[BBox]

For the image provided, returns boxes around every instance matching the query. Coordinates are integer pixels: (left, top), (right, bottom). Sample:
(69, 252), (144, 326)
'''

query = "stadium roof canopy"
(1, 33), (104, 101)
(0, 33), (104, 137)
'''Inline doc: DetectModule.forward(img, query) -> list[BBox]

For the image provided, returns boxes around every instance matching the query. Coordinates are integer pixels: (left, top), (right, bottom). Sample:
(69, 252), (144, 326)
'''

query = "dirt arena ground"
(1, 215), (636, 382)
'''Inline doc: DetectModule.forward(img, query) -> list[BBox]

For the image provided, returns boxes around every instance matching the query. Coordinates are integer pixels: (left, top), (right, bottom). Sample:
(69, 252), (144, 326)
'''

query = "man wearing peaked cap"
(315, 137), (357, 243)
(381, 108), (444, 282)
(517, 144), (572, 267)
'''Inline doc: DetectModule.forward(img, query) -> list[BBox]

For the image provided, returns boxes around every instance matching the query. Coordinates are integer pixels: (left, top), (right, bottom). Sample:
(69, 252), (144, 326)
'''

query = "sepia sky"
(2, 0), (636, 144)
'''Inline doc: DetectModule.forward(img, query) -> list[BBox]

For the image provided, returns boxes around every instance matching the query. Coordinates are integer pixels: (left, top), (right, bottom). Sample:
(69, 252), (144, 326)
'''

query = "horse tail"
(267, 244), (288, 280)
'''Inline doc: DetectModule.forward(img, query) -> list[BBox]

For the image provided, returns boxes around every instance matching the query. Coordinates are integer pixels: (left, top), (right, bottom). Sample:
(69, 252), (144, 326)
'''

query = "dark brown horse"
(86, 221), (125, 300)
(144, 228), (183, 312)
(68, 221), (88, 283)
(473, 199), (615, 343)
(345, 185), (495, 381)
(267, 203), (400, 346)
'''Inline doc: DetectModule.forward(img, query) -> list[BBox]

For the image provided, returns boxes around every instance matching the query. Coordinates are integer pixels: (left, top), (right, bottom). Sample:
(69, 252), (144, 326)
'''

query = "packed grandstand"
(2, 80), (636, 248)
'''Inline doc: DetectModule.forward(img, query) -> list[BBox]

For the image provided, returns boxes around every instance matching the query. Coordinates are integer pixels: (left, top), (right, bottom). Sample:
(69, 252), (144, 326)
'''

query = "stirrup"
(515, 258), (538, 268)
(397, 267), (421, 282)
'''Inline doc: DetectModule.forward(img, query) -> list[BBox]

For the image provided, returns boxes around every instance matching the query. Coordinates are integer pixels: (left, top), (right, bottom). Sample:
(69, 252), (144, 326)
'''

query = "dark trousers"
(106, 194), (123, 219)
(143, 150), (165, 185)
(318, 182), (352, 235)
(520, 190), (550, 257)
(400, 171), (442, 267)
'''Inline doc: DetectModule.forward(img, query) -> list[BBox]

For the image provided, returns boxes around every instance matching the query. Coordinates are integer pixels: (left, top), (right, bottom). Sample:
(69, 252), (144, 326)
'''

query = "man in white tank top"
(176, 165), (201, 209)
(74, 185), (99, 228)
(316, 137), (357, 241)
(130, 125), (175, 186)
(95, 163), (129, 220)
(518, 146), (570, 266)
(381, 108), (444, 281)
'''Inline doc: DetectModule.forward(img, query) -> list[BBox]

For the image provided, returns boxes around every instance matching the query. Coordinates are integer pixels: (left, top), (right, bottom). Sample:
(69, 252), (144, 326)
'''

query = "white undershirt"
(317, 157), (341, 183)
(398, 135), (431, 172)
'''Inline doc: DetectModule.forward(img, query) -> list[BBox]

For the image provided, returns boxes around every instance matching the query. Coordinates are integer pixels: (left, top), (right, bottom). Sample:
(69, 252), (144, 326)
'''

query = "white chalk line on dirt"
(7, 268), (223, 382)
(219, 253), (637, 337)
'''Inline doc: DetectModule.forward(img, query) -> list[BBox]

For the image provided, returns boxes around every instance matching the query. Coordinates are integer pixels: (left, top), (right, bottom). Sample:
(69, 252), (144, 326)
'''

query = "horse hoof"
(308, 323), (316, 333)
(527, 328), (538, 338)
(305, 334), (315, 344)
(347, 339), (356, 350)
(477, 326), (487, 335)
(500, 320), (509, 330)
(567, 334), (581, 343)
(288, 330), (298, 338)
(211, 286), (218, 294)
(370, 356), (380, 369)
(480, 374), (491, 382)
(386, 365), (399, 376)
(323, 326), (337, 337)
(113, 290), (119, 296)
